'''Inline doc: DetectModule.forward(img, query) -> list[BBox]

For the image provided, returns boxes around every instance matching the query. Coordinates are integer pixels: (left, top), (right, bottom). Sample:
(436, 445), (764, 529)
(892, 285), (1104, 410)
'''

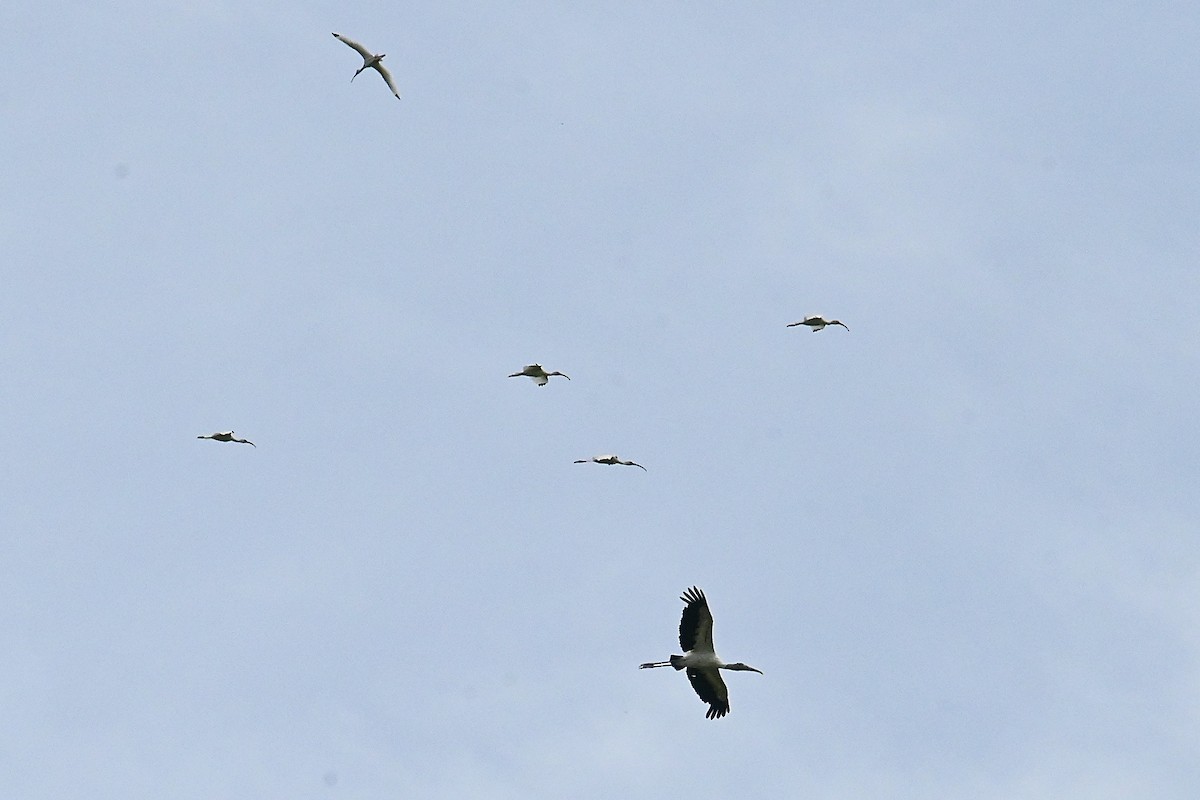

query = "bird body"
(197, 431), (256, 447)
(640, 587), (761, 719)
(574, 454), (646, 471)
(787, 315), (849, 332)
(333, 33), (401, 99)
(508, 364), (570, 386)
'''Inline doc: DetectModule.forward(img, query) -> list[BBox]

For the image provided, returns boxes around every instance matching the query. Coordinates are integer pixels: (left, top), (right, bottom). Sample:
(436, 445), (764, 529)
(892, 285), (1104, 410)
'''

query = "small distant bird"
(332, 33), (401, 99)
(574, 454), (646, 471)
(640, 587), (763, 719)
(197, 431), (256, 448)
(508, 364), (571, 386)
(787, 315), (849, 332)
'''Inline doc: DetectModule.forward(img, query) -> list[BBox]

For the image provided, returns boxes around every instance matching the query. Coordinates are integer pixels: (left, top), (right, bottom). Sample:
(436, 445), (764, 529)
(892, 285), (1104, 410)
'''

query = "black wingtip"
(705, 703), (729, 720)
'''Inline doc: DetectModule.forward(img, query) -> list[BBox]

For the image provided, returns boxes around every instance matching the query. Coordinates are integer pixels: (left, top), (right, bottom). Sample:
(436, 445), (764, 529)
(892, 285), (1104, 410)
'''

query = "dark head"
(724, 662), (763, 674)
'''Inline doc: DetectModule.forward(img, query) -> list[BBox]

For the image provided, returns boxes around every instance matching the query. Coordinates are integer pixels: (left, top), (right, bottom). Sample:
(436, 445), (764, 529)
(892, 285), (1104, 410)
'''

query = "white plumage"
(639, 587), (762, 719)
(333, 33), (401, 99)
(508, 364), (571, 386)
(197, 431), (256, 448)
(787, 315), (849, 332)
(574, 454), (646, 471)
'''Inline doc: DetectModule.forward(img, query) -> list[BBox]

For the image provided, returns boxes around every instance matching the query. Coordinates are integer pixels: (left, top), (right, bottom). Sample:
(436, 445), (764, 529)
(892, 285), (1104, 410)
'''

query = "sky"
(2, 1), (1199, 797)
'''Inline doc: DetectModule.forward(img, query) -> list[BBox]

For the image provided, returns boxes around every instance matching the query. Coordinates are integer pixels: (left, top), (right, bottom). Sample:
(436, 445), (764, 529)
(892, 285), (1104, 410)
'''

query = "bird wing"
(534, 374), (549, 386)
(678, 587), (714, 653)
(373, 62), (401, 99)
(686, 668), (730, 719)
(333, 33), (375, 60)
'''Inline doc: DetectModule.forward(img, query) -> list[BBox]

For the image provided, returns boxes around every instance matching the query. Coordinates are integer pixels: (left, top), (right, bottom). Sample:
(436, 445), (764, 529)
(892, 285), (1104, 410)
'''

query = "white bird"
(197, 431), (256, 448)
(332, 32), (401, 99)
(640, 587), (762, 719)
(574, 454), (646, 471)
(508, 364), (571, 386)
(787, 315), (849, 332)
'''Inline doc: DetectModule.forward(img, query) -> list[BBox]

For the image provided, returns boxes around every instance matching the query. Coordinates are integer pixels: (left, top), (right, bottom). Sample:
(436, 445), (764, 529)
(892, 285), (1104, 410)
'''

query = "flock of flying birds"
(195, 32), (850, 721)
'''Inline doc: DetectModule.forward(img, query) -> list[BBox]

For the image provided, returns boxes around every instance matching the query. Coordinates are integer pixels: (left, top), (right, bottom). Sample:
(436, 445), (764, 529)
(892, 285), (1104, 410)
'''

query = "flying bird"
(197, 431), (256, 448)
(332, 32), (401, 99)
(508, 364), (571, 386)
(640, 587), (762, 719)
(574, 454), (646, 471)
(787, 315), (849, 332)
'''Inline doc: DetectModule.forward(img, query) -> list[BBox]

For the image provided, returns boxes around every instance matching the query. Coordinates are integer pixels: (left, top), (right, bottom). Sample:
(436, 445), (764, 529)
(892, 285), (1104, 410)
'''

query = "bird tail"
(669, 655), (687, 670)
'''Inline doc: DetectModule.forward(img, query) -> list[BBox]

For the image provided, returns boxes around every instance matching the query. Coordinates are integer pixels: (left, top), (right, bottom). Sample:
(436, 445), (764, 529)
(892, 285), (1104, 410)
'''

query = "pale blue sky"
(2, 2), (1199, 798)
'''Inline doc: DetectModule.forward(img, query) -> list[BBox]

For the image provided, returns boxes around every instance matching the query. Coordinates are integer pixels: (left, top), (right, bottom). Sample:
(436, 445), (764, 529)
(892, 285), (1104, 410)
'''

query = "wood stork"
(574, 454), (646, 471)
(508, 364), (571, 386)
(332, 33), (401, 99)
(640, 587), (762, 719)
(197, 431), (256, 448)
(787, 315), (849, 332)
